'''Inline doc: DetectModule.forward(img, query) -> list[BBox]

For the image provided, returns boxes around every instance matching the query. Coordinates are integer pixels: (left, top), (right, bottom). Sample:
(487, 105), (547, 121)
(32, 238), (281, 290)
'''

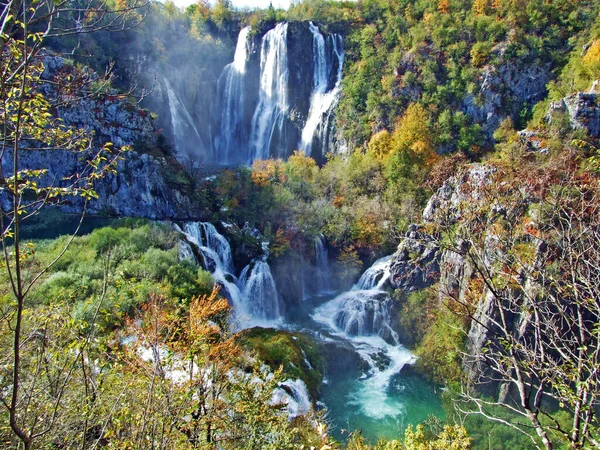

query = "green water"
(289, 292), (445, 444)
(320, 362), (445, 443)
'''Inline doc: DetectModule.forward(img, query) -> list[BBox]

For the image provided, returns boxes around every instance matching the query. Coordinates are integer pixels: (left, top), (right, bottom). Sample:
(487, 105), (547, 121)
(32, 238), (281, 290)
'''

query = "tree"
(429, 157), (600, 449)
(0, 0), (148, 447)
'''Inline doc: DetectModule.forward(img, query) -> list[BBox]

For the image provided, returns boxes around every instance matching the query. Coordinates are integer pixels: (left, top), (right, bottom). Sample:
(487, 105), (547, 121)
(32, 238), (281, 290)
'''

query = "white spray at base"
(272, 378), (312, 418)
(312, 254), (417, 419)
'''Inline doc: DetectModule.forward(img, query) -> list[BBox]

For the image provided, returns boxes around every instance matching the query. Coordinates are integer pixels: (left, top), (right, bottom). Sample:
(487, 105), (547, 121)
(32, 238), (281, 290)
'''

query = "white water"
(300, 23), (344, 157)
(354, 255), (393, 291)
(312, 254), (416, 419)
(178, 223), (282, 326)
(180, 222), (244, 313)
(163, 77), (206, 158)
(272, 378), (312, 418)
(239, 259), (281, 321)
(249, 23), (290, 162)
(216, 27), (251, 164)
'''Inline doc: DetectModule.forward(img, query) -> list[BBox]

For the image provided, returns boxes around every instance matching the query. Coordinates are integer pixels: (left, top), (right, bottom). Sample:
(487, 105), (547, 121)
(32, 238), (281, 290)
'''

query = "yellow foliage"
(472, 0), (488, 15)
(367, 130), (393, 160)
(583, 39), (600, 67)
(392, 103), (439, 166)
(286, 150), (318, 182)
(251, 158), (286, 187)
(403, 424), (471, 449)
(438, 0), (450, 13)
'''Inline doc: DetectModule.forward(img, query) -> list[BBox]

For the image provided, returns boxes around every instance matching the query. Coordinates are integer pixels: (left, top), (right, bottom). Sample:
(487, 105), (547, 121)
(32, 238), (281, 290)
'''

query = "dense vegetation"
(3, 0), (600, 448)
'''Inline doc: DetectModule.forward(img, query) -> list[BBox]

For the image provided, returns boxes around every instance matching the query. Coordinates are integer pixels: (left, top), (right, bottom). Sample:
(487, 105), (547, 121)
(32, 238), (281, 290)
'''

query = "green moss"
(236, 327), (324, 400)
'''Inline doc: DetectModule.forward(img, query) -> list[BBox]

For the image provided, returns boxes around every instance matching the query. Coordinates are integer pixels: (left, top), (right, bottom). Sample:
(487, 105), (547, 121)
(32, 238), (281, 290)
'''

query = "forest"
(1, 0), (600, 449)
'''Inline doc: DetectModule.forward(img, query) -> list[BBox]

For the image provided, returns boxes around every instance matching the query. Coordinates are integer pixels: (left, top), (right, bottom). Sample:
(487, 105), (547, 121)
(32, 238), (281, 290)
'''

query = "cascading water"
(216, 27), (251, 164)
(354, 255), (393, 291)
(180, 222), (243, 313)
(300, 23), (344, 158)
(176, 222), (442, 439)
(163, 78), (206, 159)
(178, 222), (282, 324)
(272, 379), (312, 418)
(314, 234), (332, 294)
(249, 23), (290, 162)
(312, 254), (420, 422)
(238, 243), (281, 321)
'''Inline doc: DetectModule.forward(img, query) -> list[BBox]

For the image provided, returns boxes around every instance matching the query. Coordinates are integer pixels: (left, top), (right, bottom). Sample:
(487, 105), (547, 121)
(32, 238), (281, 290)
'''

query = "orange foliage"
(251, 158), (286, 187)
(438, 0), (450, 13)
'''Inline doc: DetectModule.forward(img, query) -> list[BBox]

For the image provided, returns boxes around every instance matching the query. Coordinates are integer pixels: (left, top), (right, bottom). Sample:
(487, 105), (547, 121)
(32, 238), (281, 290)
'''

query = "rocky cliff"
(388, 164), (532, 398)
(1, 55), (206, 221)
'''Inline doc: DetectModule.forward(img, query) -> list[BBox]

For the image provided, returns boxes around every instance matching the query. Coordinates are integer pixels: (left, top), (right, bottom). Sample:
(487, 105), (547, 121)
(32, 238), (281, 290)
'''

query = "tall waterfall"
(216, 27), (251, 165)
(249, 23), (290, 162)
(300, 23), (344, 158)
(163, 77), (206, 159)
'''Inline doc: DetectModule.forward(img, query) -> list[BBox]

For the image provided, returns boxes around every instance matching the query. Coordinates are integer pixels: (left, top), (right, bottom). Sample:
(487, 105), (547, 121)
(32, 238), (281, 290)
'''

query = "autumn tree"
(391, 103), (439, 167)
(428, 156), (600, 449)
(438, 0), (451, 14)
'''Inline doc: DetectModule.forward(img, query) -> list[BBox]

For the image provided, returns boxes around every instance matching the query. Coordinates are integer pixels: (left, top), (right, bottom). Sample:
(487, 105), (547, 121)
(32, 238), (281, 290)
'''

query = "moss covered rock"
(236, 327), (324, 400)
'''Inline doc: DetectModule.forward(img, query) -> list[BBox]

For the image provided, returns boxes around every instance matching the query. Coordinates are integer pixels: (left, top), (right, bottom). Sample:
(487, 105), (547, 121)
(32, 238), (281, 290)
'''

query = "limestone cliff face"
(388, 165), (525, 396)
(462, 60), (552, 137)
(1, 55), (205, 221)
(548, 91), (600, 137)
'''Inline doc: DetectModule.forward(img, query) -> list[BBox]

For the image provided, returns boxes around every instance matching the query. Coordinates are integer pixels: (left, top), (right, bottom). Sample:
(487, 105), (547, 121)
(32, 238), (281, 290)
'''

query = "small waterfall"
(354, 255), (393, 291)
(163, 77), (206, 159)
(312, 254), (415, 419)
(313, 290), (398, 344)
(184, 222), (234, 273)
(181, 222), (243, 311)
(249, 23), (290, 162)
(300, 23), (344, 158)
(272, 379), (312, 418)
(314, 234), (332, 294)
(216, 27), (251, 164)
(239, 248), (281, 321)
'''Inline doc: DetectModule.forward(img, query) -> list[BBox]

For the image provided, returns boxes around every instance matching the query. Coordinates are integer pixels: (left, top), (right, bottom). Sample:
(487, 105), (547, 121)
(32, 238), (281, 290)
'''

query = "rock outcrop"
(547, 92), (600, 137)
(462, 60), (552, 138)
(389, 224), (440, 292)
(1, 54), (206, 221)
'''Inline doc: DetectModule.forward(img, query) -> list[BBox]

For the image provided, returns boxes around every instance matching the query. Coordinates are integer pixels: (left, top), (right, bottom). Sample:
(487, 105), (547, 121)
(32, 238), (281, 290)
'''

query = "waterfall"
(216, 27), (251, 165)
(354, 255), (393, 291)
(314, 234), (332, 294)
(239, 249), (281, 321)
(272, 379), (312, 418)
(313, 290), (398, 344)
(163, 77), (206, 159)
(312, 254), (415, 419)
(180, 222), (243, 311)
(249, 23), (290, 162)
(300, 23), (344, 158)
